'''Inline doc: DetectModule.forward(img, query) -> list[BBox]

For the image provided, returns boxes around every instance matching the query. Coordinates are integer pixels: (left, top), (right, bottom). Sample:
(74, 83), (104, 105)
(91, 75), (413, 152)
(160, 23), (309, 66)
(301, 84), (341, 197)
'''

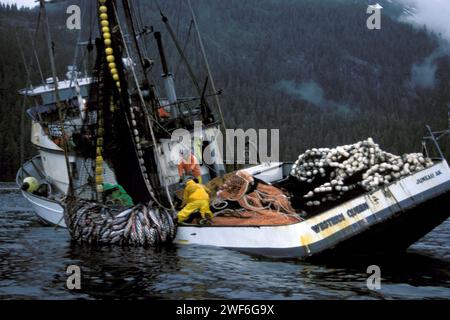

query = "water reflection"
(0, 191), (449, 300)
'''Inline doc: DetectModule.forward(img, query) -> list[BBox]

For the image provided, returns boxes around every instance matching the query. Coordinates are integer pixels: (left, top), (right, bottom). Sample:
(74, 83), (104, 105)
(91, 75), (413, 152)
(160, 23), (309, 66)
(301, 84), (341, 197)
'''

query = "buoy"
(95, 167), (103, 175)
(290, 138), (433, 206)
(22, 177), (39, 193)
(96, 156), (103, 166)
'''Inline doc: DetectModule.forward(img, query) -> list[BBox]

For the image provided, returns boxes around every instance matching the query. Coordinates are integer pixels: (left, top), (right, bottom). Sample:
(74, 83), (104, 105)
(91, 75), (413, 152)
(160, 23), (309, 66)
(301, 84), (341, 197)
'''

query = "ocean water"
(0, 188), (449, 300)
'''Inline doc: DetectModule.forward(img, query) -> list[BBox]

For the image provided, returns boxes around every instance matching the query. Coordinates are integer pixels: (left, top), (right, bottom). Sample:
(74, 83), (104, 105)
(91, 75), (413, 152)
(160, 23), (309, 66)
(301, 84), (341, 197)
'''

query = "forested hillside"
(1, 0), (449, 180)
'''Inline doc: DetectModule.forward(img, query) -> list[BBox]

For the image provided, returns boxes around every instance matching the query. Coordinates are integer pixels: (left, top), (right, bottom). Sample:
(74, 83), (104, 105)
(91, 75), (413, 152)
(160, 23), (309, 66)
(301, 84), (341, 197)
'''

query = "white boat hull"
(175, 160), (450, 257)
(21, 189), (66, 227)
(17, 157), (450, 258)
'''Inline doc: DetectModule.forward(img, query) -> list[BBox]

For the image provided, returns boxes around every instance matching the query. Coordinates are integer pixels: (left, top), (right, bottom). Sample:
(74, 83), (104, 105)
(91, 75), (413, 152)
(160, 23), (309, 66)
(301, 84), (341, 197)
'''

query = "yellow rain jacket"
(178, 180), (213, 223)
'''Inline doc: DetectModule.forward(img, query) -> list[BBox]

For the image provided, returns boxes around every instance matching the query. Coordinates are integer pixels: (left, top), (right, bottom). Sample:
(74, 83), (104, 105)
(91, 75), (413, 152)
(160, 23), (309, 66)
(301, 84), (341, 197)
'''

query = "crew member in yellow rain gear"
(178, 178), (213, 224)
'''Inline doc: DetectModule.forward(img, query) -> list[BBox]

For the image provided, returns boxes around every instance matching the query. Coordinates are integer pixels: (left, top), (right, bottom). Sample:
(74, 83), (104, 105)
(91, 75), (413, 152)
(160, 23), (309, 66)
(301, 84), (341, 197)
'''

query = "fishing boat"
(15, 0), (450, 259)
(17, 153), (450, 258)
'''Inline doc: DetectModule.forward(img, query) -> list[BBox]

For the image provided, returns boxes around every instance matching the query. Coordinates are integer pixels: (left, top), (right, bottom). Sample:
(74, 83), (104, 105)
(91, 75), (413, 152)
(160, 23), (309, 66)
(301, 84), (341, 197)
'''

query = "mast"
(154, 31), (179, 119)
(186, 0), (235, 171)
(159, 11), (214, 124)
(15, 31), (29, 167)
(187, 0), (226, 132)
(39, 0), (74, 197)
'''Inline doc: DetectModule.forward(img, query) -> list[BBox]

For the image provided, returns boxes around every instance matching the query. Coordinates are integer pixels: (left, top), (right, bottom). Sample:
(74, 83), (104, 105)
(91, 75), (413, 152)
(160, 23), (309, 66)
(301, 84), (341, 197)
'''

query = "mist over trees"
(1, 0), (449, 180)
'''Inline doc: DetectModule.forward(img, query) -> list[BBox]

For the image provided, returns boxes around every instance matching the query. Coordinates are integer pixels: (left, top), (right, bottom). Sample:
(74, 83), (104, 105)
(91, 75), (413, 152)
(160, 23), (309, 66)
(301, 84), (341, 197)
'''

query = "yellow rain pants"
(178, 200), (213, 223)
(178, 180), (213, 223)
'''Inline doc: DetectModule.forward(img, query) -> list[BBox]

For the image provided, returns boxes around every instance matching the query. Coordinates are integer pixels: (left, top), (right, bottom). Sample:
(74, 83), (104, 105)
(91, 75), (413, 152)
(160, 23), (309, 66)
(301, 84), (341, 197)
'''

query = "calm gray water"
(0, 188), (449, 300)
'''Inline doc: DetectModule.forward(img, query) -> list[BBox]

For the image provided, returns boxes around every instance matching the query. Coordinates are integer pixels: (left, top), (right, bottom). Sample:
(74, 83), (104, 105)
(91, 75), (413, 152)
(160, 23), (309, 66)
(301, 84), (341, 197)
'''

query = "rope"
(68, 0), (87, 88)
(216, 171), (304, 222)
(110, 1), (175, 212)
(187, 0), (227, 132)
(27, 10), (45, 86)
(174, 19), (194, 77)
(39, 0), (75, 199)
(211, 198), (228, 210)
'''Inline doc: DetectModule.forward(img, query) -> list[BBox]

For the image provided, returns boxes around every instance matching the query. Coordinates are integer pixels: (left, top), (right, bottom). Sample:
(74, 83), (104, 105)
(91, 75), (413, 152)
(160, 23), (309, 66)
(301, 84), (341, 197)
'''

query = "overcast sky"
(399, 0), (450, 41)
(1, 0), (35, 8)
(1, 0), (449, 41)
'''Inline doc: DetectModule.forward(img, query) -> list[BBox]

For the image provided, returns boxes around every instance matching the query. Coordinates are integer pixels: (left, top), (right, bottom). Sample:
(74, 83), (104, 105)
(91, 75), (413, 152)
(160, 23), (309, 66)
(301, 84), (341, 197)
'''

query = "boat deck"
(185, 209), (301, 226)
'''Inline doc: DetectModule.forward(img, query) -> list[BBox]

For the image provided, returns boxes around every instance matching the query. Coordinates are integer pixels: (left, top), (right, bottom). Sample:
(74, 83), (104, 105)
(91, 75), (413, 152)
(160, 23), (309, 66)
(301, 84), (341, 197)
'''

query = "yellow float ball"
(101, 20), (109, 27)
(103, 32), (111, 39)
(99, 6), (107, 13)
(99, 0), (107, 4)
(95, 176), (103, 184)
(102, 26), (110, 34)
(108, 62), (116, 69)
(96, 185), (104, 193)
(100, 13), (108, 20)
(106, 55), (115, 63)
(23, 177), (39, 193)
(105, 47), (113, 55)
(110, 68), (117, 75)
(112, 74), (119, 81)
(116, 81), (121, 87)
(104, 39), (112, 46)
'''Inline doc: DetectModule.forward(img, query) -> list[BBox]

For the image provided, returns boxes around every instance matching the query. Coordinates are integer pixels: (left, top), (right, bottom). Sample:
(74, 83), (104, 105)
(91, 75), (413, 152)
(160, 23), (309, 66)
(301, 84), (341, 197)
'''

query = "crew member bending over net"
(178, 178), (213, 224)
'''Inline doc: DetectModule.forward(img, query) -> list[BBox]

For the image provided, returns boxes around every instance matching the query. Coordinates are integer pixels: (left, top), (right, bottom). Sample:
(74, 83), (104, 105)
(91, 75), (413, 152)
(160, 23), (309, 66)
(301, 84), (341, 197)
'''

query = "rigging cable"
(39, 0), (75, 199)
(16, 9), (47, 168)
(27, 11), (45, 86)
(154, 0), (202, 96)
(68, 0), (88, 88)
(186, 0), (227, 132)
(111, 1), (175, 212)
(15, 30), (31, 167)
(174, 19), (194, 78)
(131, 1), (150, 62)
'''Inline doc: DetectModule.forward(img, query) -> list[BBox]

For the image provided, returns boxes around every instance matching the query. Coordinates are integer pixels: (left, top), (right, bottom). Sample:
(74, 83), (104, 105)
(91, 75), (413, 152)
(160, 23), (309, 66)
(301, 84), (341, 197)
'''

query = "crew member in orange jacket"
(178, 149), (202, 184)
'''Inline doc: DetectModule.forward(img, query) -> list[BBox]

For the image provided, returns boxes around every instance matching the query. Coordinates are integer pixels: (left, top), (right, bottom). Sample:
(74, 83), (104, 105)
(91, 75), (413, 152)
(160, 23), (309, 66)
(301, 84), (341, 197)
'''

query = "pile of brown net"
(213, 171), (301, 226)
(212, 209), (298, 226)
